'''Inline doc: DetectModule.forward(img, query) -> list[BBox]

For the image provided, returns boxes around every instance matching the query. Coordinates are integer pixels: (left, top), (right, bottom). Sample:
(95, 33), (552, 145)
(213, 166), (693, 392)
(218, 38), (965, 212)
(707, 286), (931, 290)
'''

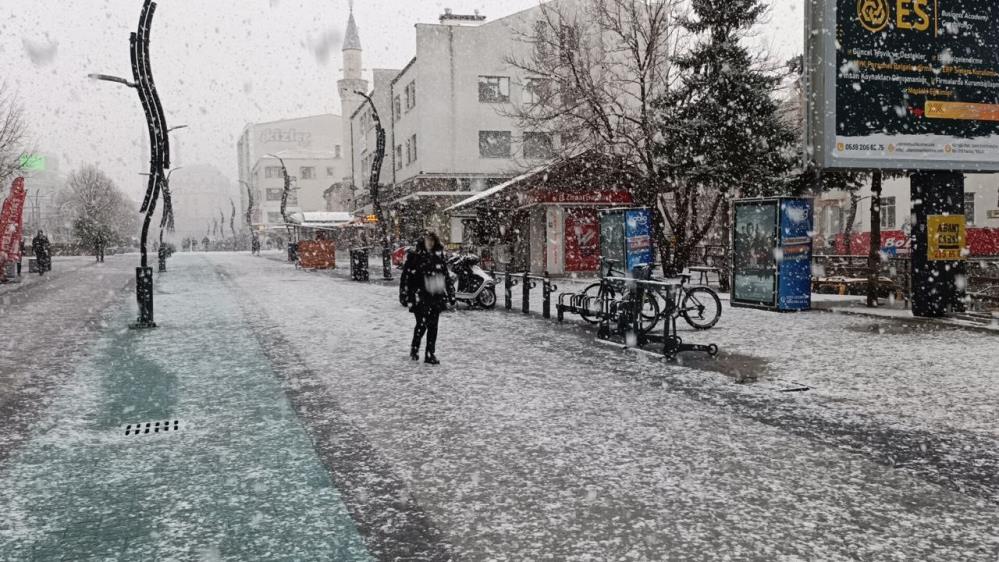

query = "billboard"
(777, 199), (814, 311)
(807, 0), (999, 170)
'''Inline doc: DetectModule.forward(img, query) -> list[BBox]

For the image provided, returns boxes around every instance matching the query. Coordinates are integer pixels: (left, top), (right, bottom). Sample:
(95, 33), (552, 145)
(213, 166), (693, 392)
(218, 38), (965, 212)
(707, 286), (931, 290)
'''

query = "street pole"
(266, 154), (296, 262)
(866, 170), (882, 307)
(89, 0), (171, 329)
(354, 90), (392, 280)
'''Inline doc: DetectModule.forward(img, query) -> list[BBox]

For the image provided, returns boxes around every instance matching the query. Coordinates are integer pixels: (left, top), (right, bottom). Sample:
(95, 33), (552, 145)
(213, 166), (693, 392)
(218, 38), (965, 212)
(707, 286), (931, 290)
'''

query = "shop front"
(447, 153), (638, 275)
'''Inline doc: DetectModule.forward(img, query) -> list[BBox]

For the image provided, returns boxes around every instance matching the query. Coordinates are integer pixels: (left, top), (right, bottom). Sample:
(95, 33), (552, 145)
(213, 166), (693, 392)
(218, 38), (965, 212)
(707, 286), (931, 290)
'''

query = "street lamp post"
(89, 0), (170, 329)
(266, 153), (297, 262)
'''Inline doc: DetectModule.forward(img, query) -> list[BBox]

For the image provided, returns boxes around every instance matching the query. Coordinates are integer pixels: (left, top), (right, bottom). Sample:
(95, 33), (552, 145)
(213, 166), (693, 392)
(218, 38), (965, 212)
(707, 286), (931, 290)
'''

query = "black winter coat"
(400, 248), (455, 313)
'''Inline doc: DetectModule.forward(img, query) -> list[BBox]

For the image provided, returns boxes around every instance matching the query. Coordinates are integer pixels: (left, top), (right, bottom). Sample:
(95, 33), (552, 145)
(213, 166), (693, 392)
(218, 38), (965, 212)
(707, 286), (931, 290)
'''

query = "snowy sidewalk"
(212, 252), (998, 560)
(0, 259), (370, 560)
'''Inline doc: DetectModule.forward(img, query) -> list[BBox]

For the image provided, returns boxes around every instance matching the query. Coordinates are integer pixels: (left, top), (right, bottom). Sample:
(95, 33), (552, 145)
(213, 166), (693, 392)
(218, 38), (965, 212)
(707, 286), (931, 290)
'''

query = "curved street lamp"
(88, 0), (170, 329)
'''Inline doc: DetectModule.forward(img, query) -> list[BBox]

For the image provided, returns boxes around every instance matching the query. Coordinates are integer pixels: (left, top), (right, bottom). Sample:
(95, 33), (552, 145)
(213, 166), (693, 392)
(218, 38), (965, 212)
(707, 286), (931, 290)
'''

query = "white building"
(236, 114), (347, 238)
(815, 174), (999, 256)
(343, 6), (567, 244)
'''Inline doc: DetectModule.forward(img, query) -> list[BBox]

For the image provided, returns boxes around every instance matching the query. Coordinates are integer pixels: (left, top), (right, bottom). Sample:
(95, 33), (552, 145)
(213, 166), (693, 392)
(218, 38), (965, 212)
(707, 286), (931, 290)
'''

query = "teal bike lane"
(0, 258), (372, 561)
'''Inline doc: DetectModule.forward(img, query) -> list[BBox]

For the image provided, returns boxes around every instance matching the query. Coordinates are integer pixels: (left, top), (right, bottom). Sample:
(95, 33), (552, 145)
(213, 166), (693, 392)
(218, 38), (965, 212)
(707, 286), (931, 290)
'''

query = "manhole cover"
(125, 420), (180, 436)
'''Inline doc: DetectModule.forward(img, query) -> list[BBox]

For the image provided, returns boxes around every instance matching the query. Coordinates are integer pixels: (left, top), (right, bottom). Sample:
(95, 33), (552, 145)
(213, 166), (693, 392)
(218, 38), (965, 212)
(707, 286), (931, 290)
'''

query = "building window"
(334, 145), (342, 158)
(327, 167), (335, 177)
(266, 188), (297, 205)
(479, 131), (512, 158)
(300, 167), (315, 180)
(264, 166), (283, 179)
(267, 212), (283, 224)
(523, 78), (546, 105)
(479, 76), (511, 103)
(405, 81), (416, 111)
(394, 95), (402, 121)
(405, 139), (412, 165)
(965, 192), (976, 225)
(524, 132), (553, 159)
(880, 196), (896, 229)
(410, 134), (417, 163)
(396, 145), (403, 170)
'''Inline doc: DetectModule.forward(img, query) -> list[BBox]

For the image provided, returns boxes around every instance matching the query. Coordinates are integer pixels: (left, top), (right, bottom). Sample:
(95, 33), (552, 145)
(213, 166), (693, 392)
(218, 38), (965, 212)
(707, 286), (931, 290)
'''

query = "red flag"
(0, 177), (27, 264)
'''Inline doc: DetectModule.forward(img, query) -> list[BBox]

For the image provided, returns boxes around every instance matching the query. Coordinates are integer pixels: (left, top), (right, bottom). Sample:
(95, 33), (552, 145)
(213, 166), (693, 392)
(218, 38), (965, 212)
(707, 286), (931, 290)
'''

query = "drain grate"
(125, 420), (180, 436)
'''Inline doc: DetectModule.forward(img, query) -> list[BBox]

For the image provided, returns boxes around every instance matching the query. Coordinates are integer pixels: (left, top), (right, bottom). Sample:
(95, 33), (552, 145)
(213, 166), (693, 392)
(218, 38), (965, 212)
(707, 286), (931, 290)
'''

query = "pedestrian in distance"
(31, 230), (51, 276)
(95, 231), (106, 263)
(400, 231), (455, 365)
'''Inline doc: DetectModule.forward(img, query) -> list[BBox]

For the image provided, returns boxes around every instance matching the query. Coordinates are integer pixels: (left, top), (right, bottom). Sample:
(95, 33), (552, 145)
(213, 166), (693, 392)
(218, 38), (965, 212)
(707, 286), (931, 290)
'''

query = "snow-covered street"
(1, 252), (996, 560)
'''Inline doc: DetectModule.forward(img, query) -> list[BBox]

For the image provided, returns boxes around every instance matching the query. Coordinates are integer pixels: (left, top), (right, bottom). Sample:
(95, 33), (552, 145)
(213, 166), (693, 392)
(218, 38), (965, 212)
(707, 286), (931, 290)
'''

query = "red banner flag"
(0, 177), (27, 264)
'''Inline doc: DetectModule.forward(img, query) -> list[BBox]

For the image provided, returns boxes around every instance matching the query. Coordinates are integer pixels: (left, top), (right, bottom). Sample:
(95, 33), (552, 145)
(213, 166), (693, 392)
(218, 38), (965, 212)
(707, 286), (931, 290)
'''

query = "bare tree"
(507, 0), (689, 271)
(0, 82), (28, 184)
(59, 165), (137, 251)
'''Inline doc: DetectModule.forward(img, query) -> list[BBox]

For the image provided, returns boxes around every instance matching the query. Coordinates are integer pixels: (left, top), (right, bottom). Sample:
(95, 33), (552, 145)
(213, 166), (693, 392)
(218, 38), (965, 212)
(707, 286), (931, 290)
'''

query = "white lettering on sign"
(259, 128), (313, 148)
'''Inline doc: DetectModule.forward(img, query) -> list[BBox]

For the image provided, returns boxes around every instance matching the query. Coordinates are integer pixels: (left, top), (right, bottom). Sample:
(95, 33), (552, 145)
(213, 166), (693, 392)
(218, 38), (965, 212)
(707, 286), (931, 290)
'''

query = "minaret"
(338, 1), (368, 186)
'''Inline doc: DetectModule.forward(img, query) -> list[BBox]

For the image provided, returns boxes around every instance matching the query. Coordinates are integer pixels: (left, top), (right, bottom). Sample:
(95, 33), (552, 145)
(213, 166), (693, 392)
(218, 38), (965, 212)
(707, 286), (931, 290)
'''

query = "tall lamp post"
(88, 0), (170, 329)
(354, 90), (392, 280)
(240, 180), (257, 254)
(266, 153), (296, 262)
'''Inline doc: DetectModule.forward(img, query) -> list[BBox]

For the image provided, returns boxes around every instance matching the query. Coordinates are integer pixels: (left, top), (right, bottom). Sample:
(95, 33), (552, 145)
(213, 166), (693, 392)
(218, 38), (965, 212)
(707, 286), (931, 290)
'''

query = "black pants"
(411, 309), (440, 356)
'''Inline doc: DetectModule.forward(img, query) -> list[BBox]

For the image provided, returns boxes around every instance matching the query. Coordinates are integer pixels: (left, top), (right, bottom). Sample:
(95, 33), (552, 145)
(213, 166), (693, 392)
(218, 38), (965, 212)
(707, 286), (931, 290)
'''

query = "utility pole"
(866, 170), (882, 307)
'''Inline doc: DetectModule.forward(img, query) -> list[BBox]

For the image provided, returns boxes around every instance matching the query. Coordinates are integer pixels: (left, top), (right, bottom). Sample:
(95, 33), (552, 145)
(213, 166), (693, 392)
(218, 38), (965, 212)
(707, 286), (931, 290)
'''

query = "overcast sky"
(1, 0), (804, 200)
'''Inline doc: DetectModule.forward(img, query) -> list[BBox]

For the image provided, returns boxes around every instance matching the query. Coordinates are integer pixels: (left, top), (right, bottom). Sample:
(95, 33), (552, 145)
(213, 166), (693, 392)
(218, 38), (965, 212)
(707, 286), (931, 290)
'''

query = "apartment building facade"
(815, 174), (999, 256)
(345, 6), (568, 244)
(236, 114), (347, 239)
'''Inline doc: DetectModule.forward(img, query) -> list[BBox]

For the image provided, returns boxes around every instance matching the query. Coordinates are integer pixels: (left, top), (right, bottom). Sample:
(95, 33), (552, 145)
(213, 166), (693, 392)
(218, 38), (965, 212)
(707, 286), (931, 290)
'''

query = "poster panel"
(927, 214), (967, 260)
(808, 0), (999, 170)
(564, 209), (600, 272)
(599, 211), (625, 271)
(733, 201), (778, 306)
(624, 209), (654, 272)
(777, 199), (814, 311)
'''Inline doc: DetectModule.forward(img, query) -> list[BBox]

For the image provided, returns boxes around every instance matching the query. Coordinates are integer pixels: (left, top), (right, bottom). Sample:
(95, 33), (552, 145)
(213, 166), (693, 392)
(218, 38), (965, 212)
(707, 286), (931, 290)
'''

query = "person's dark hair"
(421, 230), (443, 252)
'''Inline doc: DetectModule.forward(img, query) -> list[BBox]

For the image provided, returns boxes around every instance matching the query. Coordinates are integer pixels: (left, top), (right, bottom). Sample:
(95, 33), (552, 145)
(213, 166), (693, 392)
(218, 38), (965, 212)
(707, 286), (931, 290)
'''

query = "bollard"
(504, 272), (513, 310)
(131, 267), (156, 329)
(542, 272), (552, 319)
(382, 247), (393, 280)
(522, 272), (531, 313)
(158, 246), (167, 273)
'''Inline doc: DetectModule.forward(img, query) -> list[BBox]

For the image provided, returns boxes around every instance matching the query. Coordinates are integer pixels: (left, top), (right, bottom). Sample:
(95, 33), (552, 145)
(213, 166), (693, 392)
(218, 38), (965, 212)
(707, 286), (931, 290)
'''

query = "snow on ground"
(211, 252), (999, 560)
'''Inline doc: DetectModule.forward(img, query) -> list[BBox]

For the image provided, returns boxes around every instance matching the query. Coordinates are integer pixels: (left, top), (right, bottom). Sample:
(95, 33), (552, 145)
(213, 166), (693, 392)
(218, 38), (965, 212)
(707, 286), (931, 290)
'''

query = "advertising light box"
(806, 0), (999, 171)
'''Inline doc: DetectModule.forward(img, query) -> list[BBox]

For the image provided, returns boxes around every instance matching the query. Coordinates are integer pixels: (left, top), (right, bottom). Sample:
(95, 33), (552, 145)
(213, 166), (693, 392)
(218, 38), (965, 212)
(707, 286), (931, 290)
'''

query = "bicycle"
(647, 273), (722, 331)
(579, 259), (660, 335)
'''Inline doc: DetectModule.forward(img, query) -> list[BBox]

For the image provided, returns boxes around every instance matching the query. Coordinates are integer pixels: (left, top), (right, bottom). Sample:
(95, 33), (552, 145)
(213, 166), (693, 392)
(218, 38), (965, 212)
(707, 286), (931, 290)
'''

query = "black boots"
(410, 348), (420, 361)
(424, 354), (440, 365)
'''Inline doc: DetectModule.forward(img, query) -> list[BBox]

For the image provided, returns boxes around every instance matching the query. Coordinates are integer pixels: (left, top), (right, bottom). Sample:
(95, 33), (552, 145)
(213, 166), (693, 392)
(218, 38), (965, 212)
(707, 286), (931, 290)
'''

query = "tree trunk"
(718, 196), (731, 292)
(866, 170), (882, 307)
(843, 193), (860, 256)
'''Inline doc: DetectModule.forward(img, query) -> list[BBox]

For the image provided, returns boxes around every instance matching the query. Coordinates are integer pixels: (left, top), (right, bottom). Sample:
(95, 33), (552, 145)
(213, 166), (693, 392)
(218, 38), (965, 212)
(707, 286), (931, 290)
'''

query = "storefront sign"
(927, 214), (966, 260)
(529, 191), (632, 205)
(806, 0), (999, 170)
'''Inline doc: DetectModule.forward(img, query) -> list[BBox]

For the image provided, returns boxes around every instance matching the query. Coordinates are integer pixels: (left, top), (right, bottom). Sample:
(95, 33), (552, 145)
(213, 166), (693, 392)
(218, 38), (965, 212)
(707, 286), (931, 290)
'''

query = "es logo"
(857, 0), (932, 33)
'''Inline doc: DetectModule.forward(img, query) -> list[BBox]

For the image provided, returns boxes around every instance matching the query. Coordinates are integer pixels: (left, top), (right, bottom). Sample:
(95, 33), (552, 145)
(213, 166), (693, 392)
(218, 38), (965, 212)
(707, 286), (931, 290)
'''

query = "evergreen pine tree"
(655, 0), (796, 271)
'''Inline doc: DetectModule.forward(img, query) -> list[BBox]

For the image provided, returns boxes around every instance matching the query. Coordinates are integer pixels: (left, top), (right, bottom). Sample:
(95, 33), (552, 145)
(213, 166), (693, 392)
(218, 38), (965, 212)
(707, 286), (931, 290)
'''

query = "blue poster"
(777, 199), (813, 311)
(624, 209), (654, 272)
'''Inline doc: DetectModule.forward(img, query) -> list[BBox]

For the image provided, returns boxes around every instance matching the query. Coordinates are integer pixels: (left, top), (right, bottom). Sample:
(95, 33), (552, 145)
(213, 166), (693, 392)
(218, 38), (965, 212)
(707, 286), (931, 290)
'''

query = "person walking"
(95, 231), (106, 263)
(31, 230), (51, 275)
(400, 231), (454, 365)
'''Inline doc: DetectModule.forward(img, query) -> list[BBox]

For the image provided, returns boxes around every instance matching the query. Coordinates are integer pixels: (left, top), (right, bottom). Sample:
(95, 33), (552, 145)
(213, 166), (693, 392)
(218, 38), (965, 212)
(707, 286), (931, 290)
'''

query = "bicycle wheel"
(681, 286), (722, 330)
(579, 283), (613, 324)
(637, 291), (661, 335)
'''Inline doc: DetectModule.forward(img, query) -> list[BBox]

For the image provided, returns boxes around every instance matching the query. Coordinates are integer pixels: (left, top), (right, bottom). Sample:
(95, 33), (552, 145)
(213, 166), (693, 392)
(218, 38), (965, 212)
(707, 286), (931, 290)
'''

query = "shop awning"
(444, 166), (548, 212)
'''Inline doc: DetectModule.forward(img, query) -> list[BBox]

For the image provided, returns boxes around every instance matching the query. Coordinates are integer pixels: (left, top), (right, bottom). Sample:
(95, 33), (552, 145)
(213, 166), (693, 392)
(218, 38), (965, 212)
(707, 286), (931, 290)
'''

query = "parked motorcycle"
(447, 253), (497, 309)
